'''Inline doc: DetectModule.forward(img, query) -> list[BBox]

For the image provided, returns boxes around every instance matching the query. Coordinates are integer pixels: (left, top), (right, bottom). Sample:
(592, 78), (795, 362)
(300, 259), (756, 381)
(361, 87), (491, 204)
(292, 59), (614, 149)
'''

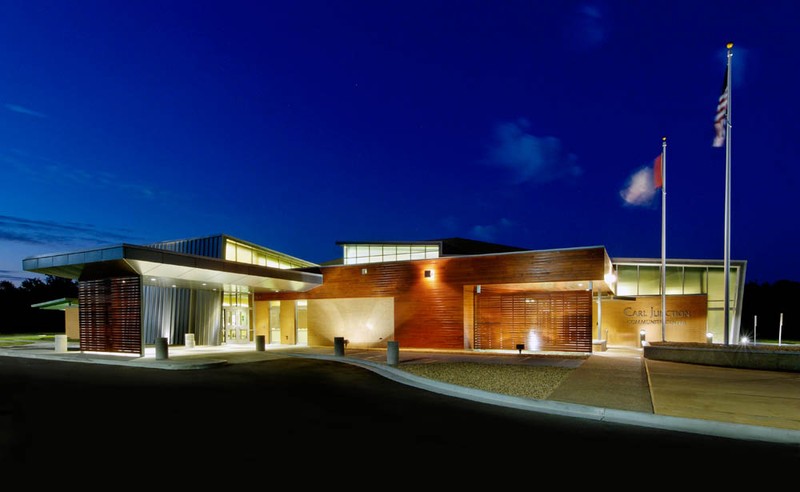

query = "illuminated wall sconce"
(361, 268), (368, 275)
(475, 284), (481, 294)
(424, 269), (434, 279)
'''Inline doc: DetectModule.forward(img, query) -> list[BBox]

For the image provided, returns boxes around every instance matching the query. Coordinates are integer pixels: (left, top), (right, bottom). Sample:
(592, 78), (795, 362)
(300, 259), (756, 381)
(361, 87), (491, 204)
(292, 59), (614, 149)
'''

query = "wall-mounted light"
(424, 269), (434, 279)
(604, 272), (617, 284)
(361, 268), (368, 275)
(475, 284), (481, 294)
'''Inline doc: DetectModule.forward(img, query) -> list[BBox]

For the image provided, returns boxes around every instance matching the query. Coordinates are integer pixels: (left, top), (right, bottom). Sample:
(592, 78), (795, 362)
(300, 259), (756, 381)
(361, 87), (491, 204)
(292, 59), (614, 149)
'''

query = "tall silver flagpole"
(723, 42), (733, 345)
(661, 136), (667, 341)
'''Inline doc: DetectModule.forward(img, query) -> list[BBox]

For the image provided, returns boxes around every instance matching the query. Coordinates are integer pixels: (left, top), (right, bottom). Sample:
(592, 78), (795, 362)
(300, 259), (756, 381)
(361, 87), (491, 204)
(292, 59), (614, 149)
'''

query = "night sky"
(2, 1), (798, 285)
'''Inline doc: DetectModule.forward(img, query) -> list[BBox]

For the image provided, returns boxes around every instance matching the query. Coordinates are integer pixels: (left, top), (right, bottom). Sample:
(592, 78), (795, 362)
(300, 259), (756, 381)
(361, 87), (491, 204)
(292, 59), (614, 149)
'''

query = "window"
(615, 265), (638, 296)
(342, 243), (441, 265)
(224, 238), (312, 269)
(638, 266), (661, 295)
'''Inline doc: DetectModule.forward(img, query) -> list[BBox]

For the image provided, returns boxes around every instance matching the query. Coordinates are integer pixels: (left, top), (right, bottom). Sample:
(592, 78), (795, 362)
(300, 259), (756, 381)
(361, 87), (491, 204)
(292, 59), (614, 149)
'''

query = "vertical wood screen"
(79, 276), (142, 354)
(475, 291), (592, 352)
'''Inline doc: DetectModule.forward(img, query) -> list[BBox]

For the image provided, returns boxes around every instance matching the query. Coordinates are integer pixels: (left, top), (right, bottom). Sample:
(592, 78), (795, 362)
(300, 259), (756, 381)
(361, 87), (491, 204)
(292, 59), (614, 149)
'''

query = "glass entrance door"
(269, 301), (281, 344)
(224, 307), (250, 344)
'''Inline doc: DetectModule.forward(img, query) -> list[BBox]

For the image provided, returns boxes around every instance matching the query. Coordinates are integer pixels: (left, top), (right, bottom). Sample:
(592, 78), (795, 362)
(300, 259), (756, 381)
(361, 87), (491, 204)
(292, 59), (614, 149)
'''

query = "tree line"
(0, 276), (78, 333)
(0, 276), (796, 341)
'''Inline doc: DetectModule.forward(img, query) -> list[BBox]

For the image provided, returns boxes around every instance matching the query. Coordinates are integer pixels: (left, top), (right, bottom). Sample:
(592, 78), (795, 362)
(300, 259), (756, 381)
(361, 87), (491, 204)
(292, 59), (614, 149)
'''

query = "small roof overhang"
(31, 297), (79, 310)
(22, 244), (322, 293)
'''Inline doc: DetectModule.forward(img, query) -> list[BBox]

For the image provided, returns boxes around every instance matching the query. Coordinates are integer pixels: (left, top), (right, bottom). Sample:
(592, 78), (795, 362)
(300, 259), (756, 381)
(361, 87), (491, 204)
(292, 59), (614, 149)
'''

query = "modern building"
(22, 234), (746, 355)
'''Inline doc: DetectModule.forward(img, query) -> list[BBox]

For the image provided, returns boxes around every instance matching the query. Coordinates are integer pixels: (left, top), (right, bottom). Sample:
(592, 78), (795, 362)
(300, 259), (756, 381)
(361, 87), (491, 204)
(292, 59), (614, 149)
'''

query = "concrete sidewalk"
(2, 341), (799, 445)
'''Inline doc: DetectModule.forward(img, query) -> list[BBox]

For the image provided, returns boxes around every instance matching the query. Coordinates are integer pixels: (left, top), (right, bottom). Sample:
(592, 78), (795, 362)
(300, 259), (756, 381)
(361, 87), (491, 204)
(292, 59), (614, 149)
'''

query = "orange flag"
(653, 154), (663, 189)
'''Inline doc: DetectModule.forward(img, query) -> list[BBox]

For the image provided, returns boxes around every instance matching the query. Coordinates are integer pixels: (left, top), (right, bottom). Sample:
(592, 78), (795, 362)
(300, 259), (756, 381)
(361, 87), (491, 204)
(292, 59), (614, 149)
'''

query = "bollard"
(156, 337), (169, 360)
(55, 334), (68, 353)
(334, 337), (345, 357)
(387, 341), (399, 366)
(255, 335), (266, 352)
(185, 333), (195, 349)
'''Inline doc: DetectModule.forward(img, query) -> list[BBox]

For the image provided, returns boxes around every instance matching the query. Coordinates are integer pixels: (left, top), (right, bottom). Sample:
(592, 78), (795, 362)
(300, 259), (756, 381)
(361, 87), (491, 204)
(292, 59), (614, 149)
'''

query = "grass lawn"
(0, 333), (60, 347)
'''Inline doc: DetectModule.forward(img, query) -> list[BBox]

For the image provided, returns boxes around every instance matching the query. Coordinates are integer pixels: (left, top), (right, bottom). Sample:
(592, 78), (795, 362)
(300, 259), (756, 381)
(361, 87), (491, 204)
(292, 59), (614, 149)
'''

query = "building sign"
(598, 295), (708, 346)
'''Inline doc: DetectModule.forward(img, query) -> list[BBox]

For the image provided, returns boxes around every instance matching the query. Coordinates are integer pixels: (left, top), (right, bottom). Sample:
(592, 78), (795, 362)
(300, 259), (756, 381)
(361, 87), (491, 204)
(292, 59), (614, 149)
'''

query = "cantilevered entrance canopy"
(23, 243), (322, 293)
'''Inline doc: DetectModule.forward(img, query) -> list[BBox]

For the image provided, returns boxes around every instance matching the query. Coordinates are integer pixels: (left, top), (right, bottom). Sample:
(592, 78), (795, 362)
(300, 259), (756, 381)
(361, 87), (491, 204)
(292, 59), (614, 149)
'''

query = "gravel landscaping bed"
(398, 362), (575, 400)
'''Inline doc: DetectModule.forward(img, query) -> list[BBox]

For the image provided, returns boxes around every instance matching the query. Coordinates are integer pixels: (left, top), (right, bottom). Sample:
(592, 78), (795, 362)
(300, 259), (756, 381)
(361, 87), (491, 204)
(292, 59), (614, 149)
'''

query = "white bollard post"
(55, 334), (68, 353)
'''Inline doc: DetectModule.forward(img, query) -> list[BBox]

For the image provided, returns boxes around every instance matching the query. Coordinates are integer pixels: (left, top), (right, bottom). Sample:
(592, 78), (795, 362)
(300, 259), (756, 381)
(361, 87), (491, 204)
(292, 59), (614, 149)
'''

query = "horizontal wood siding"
(255, 247), (607, 350)
(79, 276), (142, 354)
(475, 289), (593, 352)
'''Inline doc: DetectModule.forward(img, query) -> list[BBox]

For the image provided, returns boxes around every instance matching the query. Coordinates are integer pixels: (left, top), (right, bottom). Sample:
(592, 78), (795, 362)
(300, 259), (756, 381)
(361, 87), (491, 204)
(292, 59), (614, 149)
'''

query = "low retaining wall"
(644, 344), (800, 372)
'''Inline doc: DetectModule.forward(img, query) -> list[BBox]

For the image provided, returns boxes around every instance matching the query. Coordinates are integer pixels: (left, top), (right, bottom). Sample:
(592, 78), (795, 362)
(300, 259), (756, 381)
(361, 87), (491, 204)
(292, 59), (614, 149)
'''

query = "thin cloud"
(620, 166), (658, 206)
(484, 118), (581, 185)
(0, 215), (139, 246)
(470, 218), (514, 242)
(5, 103), (47, 118)
(563, 3), (609, 52)
(0, 269), (36, 284)
(2, 150), (166, 200)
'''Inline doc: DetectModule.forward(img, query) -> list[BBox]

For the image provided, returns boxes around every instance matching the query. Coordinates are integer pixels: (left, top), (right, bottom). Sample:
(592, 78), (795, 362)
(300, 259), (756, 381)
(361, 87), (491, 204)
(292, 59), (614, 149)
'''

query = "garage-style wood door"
(474, 290), (592, 352)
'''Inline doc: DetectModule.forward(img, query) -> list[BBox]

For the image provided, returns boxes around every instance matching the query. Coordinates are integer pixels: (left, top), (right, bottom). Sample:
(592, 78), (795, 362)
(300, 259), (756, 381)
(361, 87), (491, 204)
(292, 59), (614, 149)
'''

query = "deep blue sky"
(2, 1), (798, 285)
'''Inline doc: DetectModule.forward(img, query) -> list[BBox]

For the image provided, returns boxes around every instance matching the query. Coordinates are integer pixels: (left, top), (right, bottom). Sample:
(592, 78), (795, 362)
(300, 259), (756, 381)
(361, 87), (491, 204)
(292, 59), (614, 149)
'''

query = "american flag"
(713, 67), (728, 147)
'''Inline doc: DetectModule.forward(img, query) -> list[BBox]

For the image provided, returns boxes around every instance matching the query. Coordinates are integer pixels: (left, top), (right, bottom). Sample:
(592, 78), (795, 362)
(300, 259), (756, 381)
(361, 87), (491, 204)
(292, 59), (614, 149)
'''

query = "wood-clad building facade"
(255, 243), (614, 353)
(23, 234), (746, 354)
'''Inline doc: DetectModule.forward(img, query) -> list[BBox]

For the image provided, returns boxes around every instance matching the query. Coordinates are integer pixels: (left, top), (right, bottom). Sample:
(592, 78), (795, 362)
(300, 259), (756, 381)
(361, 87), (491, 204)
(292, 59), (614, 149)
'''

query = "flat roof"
(23, 244), (322, 293)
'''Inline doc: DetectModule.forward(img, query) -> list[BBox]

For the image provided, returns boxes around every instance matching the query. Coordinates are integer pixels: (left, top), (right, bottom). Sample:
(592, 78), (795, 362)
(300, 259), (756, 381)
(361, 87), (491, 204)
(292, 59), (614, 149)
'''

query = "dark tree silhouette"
(740, 280), (799, 342)
(0, 275), (78, 334)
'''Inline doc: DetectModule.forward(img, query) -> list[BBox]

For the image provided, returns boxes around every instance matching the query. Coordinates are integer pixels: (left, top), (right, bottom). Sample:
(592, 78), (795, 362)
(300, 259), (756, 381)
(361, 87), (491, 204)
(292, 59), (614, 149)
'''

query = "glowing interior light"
(526, 332), (540, 351)
(604, 272), (617, 284)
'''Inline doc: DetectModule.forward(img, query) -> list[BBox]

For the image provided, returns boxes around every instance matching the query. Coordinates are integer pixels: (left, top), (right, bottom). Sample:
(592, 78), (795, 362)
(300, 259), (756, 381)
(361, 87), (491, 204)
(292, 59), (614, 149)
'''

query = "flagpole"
(660, 136), (667, 341)
(723, 42), (733, 345)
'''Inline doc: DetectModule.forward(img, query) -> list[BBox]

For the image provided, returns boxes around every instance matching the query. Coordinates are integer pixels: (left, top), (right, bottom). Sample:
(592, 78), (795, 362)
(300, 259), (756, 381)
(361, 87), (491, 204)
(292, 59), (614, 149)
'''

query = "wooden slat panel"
(79, 277), (142, 354)
(475, 290), (592, 352)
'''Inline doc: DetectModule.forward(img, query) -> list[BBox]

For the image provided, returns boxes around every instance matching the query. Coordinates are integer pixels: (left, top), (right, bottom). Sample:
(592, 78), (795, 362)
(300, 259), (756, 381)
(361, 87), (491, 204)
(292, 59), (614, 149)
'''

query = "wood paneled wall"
(475, 290), (593, 352)
(256, 247), (608, 350)
(78, 276), (142, 354)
